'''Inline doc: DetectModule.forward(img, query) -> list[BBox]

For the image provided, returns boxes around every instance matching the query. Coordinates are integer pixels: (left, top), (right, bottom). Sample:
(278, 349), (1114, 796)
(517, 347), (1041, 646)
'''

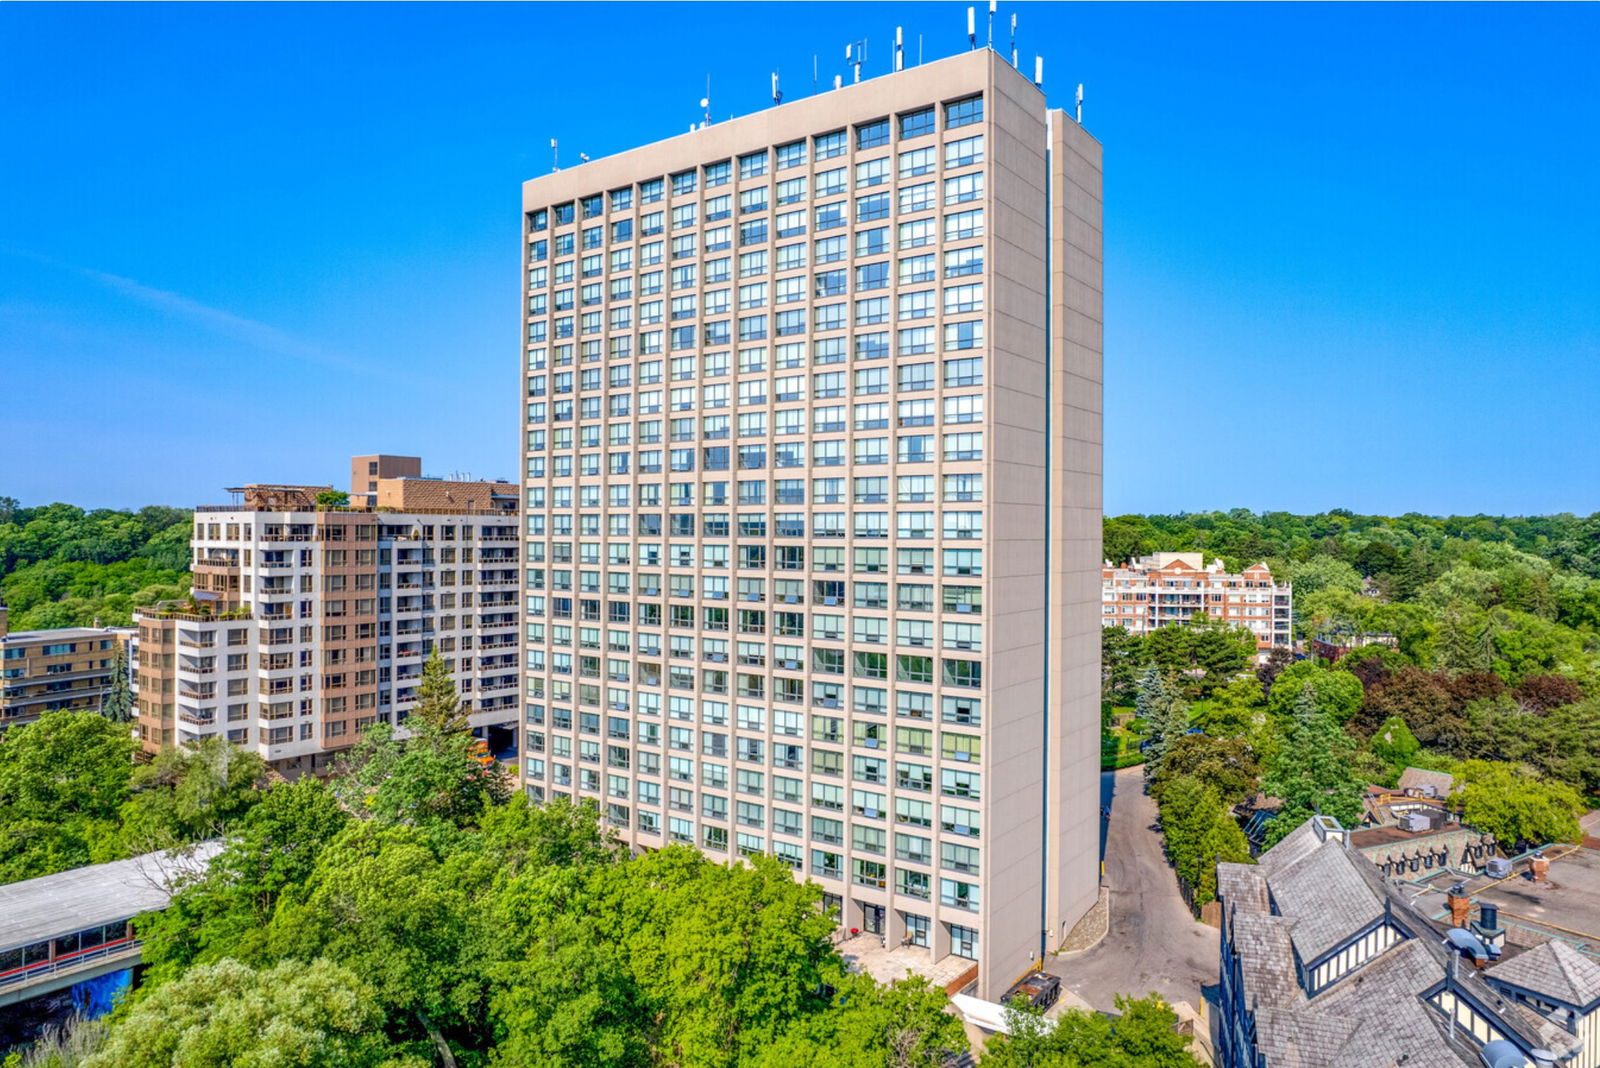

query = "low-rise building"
(1218, 815), (1598, 1068)
(1101, 552), (1290, 651)
(133, 457), (520, 775)
(0, 603), (135, 731)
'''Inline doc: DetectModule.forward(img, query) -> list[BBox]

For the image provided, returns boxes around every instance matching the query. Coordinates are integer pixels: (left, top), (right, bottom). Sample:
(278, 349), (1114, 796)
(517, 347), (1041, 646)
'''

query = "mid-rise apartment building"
(1102, 552), (1291, 650)
(134, 460), (521, 773)
(0, 602), (135, 731)
(520, 49), (1102, 999)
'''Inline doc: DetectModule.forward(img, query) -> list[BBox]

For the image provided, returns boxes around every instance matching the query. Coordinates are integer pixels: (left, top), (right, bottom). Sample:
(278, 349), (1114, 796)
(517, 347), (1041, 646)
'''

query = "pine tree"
(410, 650), (466, 734)
(102, 641), (134, 724)
(1138, 667), (1190, 783)
(1261, 683), (1364, 843)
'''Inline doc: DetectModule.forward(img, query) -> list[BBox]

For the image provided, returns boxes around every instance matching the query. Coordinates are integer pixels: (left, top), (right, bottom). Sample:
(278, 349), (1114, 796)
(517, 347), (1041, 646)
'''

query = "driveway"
(1058, 765), (1217, 1012)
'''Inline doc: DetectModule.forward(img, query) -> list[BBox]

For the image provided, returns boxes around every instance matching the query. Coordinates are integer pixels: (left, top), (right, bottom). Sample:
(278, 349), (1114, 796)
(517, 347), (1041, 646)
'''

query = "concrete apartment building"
(0, 603), (135, 731)
(1102, 551), (1292, 651)
(134, 459), (521, 774)
(520, 49), (1102, 999)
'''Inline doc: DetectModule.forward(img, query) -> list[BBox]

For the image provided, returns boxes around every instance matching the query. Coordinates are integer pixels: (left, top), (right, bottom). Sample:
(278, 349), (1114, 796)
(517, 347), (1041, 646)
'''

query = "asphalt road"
(1059, 765), (1218, 1012)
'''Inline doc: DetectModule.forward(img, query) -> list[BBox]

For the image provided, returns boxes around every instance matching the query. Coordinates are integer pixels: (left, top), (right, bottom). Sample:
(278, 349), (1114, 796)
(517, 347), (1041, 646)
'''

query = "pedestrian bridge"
(0, 842), (220, 1008)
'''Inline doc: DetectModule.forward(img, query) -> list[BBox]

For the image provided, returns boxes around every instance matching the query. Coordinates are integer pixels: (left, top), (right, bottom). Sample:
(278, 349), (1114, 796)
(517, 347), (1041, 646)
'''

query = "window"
(944, 172), (984, 205)
(671, 170), (697, 196)
(899, 146), (936, 179)
(898, 290), (935, 321)
(944, 209), (984, 241)
(943, 283), (984, 314)
(856, 193), (891, 223)
(855, 118), (890, 150)
(776, 176), (807, 204)
(704, 159), (732, 187)
(944, 246), (984, 278)
(944, 321), (984, 351)
(899, 218), (936, 250)
(814, 129), (847, 160)
(777, 140), (807, 169)
(945, 94), (983, 129)
(855, 157), (890, 188)
(739, 150), (768, 178)
(945, 134), (985, 169)
(944, 357), (984, 387)
(899, 182), (936, 215)
(899, 106), (935, 140)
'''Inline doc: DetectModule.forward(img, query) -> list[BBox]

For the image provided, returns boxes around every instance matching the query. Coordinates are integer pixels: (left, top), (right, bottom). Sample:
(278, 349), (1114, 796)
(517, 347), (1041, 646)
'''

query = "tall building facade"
(1101, 552), (1292, 651)
(0, 603), (135, 731)
(134, 464), (521, 773)
(520, 50), (1102, 998)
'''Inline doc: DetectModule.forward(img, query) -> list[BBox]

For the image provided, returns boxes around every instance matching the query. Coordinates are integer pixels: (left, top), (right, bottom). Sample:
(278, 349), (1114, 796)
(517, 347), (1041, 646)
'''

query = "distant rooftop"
(0, 842), (221, 952)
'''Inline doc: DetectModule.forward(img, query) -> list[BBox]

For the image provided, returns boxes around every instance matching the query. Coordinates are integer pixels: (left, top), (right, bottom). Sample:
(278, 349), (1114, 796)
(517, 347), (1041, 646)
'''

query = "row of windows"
(540, 167), (987, 255)
(529, 276), (985, 323)
(529, 210), (986, 274)
(528, 98), (985, 229)
(528, 644), (981, 690)
(524, 437), (984, 472)
(527, 358), (984, 409)
(530, 247), (984, 306)
(528, 400), (984, 440)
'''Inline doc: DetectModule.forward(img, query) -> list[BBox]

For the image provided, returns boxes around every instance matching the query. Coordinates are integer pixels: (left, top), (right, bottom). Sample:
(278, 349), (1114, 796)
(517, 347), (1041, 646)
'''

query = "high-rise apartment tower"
(520, 49), (1102, 999)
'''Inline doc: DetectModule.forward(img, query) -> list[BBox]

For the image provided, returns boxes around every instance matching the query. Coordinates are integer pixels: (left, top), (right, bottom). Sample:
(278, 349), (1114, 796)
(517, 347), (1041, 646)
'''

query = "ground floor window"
(904, 913), (930, 947)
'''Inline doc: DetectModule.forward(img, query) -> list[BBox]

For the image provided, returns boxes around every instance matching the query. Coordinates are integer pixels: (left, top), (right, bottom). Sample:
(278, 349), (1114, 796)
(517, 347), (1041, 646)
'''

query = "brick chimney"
(1447, 882), (1471, 928)
(1531, 852), (1551, 884)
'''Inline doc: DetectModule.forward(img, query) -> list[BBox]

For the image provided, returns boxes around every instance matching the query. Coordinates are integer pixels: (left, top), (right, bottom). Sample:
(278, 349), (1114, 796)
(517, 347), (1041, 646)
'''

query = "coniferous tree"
(1261, 684), (1364, 844)
(102, 640), (135, 724)
(409, 651), (466, 734)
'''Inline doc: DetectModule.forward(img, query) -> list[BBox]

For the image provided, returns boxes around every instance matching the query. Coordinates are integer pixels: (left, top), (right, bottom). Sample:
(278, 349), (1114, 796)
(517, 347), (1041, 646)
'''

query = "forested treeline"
(0, 499), (190, 630)
(1107, 510), (1600, 907)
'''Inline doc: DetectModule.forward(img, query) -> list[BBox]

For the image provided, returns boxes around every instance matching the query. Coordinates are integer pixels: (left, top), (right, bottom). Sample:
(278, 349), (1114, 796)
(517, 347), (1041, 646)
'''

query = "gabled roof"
(1487, 939), (1600, 1012)
(1271, 841), (1387, 964)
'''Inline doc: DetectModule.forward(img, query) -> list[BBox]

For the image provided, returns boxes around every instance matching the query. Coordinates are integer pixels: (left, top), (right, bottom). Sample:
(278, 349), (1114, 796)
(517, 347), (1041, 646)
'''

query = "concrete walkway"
(1056, 766), (1217, 1013)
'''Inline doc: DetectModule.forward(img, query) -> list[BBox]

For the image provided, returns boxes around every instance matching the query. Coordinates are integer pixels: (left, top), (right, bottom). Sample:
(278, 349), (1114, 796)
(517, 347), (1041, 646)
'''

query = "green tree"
(0, 710), (136, 879)
(1266, 661), (1364, 724)
(979, 993), (1200, 1067)
(1261, 685), (1365, 844)
(409, 651), (467, 734)
(1285, 556), (1363, 597)
(114, 738), (266, 855)
(756, 974), (969, 1068)
(1136, 668), (1188, 782)
(315, 490), (351, 508)
(1190, 675), (1265, 740)
(1451, 760), (1584, 845)
(1369, 715), (1420, 769)
(331, 719), (510, 830)
(1150, 734), (1260, 807)
(82, 957), (423, 1068)
(1101, 626), (1148, 704)
(102, 641), (135, 723)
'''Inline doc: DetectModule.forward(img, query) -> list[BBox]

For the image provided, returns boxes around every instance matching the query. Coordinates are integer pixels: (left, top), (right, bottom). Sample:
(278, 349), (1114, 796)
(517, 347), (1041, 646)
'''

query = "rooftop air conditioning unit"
(1485, 857), (1512, 879)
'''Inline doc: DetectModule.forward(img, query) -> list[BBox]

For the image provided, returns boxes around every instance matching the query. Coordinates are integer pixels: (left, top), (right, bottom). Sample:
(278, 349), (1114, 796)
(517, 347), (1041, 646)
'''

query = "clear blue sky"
(2, 3), (1595, 516)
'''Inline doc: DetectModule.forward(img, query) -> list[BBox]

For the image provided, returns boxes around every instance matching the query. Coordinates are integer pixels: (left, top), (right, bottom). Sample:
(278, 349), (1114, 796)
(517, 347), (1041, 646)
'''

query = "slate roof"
(1487, 940), (1600, 1012)
(1222, 817), (1580, 1067)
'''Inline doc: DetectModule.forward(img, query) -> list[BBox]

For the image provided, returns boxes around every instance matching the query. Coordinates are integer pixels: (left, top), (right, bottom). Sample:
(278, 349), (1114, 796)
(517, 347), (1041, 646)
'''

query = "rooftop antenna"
(1009, 13), (1018, 67)
(701, 75), (711, 129)
(966, 6), (976, 49)
(845, 39), (866, 83)
(1075, 82), (1084, 123)
(833, 74), (842, 90)
(579, 153), (590, 164)
(812, 54), (818, 94)
(987, 0), (996, 49)
(1033, 55), (1043, 88)
(918, 33), (923, 65)
(894, 26), (904, 72)
(549, 137), (558, 172)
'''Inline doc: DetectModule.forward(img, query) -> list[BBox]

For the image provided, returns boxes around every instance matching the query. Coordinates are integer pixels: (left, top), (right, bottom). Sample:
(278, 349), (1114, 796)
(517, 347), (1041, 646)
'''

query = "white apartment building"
(1102, 552), (1292, 651)
(135, 475), (521, 773)
(520, 49), (1103, 999)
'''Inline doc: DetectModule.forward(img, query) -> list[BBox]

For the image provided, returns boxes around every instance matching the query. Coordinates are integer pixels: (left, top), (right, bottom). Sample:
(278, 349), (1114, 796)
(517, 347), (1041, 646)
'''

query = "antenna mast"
(701, 75), (711, 129)
(894, 26), (904, 72)
(549, 138), (558, 172)
(845, 39), (866, 83)
(771, 70), (782, 106)
(966, 6), (976, 49)
(987, 0), (995, 49)
(1075, 83), (1084, 123)
(1009, 13), (1018, 67)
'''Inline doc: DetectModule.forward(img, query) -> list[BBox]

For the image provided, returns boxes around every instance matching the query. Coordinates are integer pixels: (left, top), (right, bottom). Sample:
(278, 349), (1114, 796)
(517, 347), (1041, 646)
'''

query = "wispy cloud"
(4, 246), (369, 372)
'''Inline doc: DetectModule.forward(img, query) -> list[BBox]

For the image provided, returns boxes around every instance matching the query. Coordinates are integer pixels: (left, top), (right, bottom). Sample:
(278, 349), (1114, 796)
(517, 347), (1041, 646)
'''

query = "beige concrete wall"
(1044, 109), (1105, 944)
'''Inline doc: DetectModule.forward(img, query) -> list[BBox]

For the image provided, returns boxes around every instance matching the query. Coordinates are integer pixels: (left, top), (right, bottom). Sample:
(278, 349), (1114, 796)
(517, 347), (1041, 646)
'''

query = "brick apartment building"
(133, 457), (521, 774)
(0, 602), (135, 731)
(1102, 551), (1292, 651)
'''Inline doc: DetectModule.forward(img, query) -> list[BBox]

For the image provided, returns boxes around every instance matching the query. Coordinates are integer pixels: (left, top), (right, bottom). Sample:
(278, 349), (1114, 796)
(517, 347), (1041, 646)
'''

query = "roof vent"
(1479, 1040), (1529, 1068)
